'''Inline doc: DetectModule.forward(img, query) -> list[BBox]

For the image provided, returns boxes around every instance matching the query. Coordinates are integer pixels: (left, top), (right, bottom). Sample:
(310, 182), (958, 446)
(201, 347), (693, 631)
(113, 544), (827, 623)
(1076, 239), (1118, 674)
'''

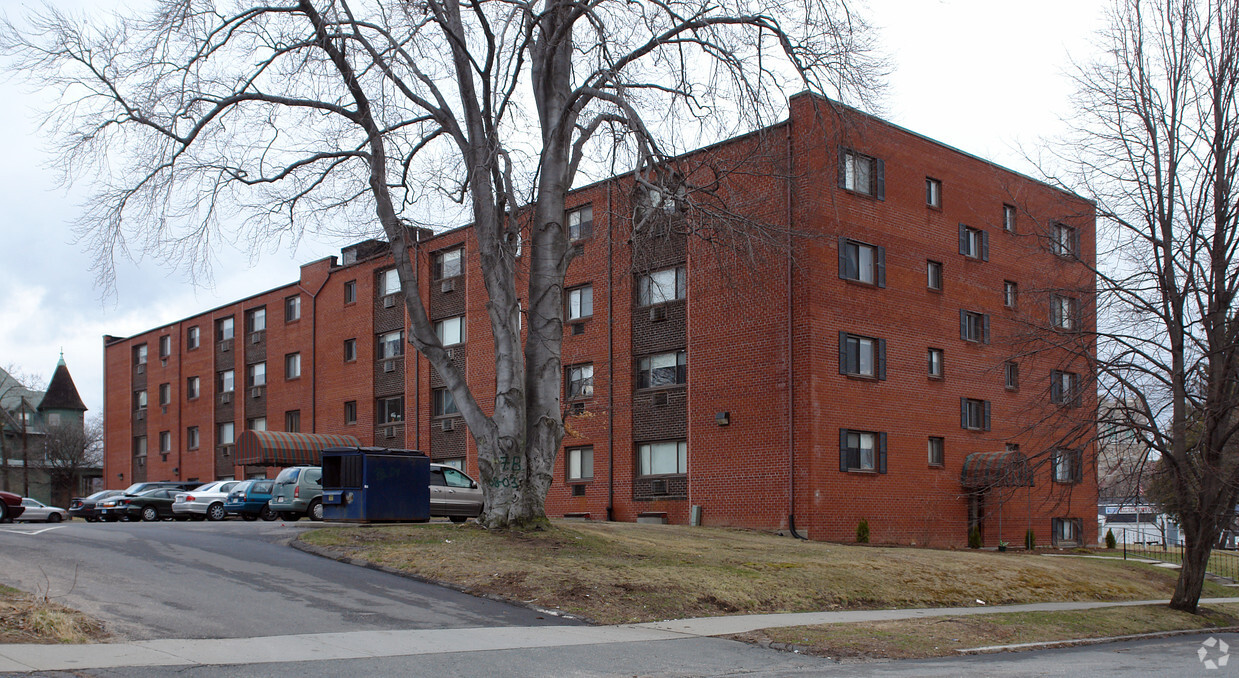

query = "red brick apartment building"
(103, 94), (1097, 548)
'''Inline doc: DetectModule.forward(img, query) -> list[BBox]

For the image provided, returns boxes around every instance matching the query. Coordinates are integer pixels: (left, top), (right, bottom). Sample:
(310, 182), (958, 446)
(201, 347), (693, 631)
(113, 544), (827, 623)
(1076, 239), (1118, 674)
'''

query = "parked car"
(98, 488), (184, 522)
(16, 498), (70, 523)
(429, 464), (484, 522)
(69, 490), (125, 522)
(0, 491), (25, 522)
(269, 466), (323, 521)
(172, 480), (243, 521)
(120, 481), (200, 495)
(224, 480), (278, 521)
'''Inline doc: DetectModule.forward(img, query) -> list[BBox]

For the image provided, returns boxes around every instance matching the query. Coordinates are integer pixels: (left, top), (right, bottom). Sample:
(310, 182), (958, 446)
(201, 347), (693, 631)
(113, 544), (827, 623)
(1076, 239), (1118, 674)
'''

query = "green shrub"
(856, 518), (870, 544)
(1025, 529), (1036, 550)
(1105, 528), (1117, 549)
(968, 525), (982, 549)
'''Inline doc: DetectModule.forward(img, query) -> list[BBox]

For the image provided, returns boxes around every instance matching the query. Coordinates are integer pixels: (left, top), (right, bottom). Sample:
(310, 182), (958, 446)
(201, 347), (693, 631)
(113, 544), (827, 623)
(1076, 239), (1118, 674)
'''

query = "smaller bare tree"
(41, 415), (102, 507)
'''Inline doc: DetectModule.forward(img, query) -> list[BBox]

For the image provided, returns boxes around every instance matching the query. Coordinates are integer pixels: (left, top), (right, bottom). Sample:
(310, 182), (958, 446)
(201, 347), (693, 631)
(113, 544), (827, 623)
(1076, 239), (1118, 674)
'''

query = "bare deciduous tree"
(42, 415), (102, 507)
(2, 1), (882, 528)
(1062, 0), (1239, 612)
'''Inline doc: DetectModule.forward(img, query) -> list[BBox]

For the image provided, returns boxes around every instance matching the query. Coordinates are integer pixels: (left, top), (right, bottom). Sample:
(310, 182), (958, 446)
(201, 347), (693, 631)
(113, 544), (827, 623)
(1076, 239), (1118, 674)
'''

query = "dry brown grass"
(300, 521), (1238, 624)
(0, 585), (108, 644)
(733, 603), (1239, 661)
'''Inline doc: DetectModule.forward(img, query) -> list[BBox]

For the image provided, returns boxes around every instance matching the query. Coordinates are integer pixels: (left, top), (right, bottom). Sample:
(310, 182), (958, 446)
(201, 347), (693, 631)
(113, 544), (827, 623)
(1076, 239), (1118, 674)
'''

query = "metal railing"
(1120, 529), (1239, 581)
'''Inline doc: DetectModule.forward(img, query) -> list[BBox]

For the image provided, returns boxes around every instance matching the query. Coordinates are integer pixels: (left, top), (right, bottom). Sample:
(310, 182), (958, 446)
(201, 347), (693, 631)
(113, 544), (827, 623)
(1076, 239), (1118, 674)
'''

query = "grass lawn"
(0, 584), (108, 644)
(300, 521), (1239, 625)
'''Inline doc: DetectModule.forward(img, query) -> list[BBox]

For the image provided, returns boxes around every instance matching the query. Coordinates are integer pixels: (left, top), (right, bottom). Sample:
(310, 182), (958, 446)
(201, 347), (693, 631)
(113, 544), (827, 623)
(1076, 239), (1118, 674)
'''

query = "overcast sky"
(0, 0), (1110, 414)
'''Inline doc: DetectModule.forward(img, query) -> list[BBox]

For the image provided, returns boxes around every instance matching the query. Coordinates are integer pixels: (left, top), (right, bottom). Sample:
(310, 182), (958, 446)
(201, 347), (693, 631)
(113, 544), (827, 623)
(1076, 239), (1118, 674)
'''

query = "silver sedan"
(16, 498), (69, 522)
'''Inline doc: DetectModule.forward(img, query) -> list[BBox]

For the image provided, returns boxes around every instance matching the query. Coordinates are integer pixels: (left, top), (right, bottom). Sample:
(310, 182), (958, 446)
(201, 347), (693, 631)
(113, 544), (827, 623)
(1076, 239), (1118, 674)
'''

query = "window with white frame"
(565, 364), (594, 399)
(567, 285), (593, 320)
(380, 268), (400, 296)
(960, 310), (990, 343)
(926, 177), (942, 208)
(133, 436), (147, 457)
(159, 431), (171, 454)
(285, 410), (301, 433)
(927, 260), (943, 291)
(1053, 449), (1081, 483)
(344, 338), (357, 362)
(218, 422), (235, 445)
(839, 238), (884, 286)
(377, 395), (404, 423)
(248, 362), (266, 387)
(434, 248), (464, 280)
(247, 307), (266, 333)
(839, 332), (884, 379)
(435, 316), (465, 346)
(637, 265), (686, 306)
(159, 383), (171, 406)
(840, 429), (885, 472)
(1005, 361), (1019, 390)
(568, 205), (593, 241)
(928, 437), (944, 467)
(961, 397), (990, 431)
(284, 295), (301, 322)
(187, 376), (200, 400)
(219, 370), (235, 393)
(285, 353), (301, 380)
(378, 330), (405, 359)
(1052, 222), (1078, 257)
(217, 317), (234, 341)
(959, 223), (988, 260)
(247, 417), (267, 432)
(187, 426), (199, 450)
(1004, 281), (1018, 309)
(928, 347), (944, 378)
(344, 400), (357, 425)
(135, 344), (148, 365)
(344, 280), (357, 304)
(638, 351), (686, 388)
(433, 388), (458, 417)
(1051, 370), (1080, 406)
(639, 440), (687, 476)
(1051, 295), (1079, 331)
(839, 147), (883, 198)
(567, 446), (594, 481)
(1003, 204), (1017, 232)
(1052, 517), (1081, 546)
(159, 335), (171, 358)
(187, 326), (200, 350)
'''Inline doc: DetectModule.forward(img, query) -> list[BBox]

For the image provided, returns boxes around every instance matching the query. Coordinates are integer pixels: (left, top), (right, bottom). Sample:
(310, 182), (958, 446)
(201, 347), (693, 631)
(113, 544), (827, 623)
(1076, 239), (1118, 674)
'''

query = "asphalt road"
(0, 518), (567, 640)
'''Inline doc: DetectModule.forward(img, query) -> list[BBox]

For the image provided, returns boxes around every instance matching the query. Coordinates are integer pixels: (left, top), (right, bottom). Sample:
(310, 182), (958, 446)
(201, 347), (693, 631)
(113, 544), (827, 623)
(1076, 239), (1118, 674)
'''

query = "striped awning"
(960, 451), (1033, 489)
(235, 430), (361, 467)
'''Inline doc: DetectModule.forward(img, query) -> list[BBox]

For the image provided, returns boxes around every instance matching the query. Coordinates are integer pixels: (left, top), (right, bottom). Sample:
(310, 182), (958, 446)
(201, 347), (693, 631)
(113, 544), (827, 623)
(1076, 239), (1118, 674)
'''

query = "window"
(285, 295), (301, 322)
(285, 410), (301, 433)
(1053, 449), (1082, 483)
(926, 178), (942, 208)
(838, 147), (884, 198)
(159, 335), (171, 358)
(1052, 222), (1079, 257)
(839, 429), (886, 473)
(344, 339), (357, 362)
(344, 401), (357, 425)
(187, 426), (199, 450)
(639, 440), (687, 476)
(218, 422), (235, 445)
(960, 310), (990, 343)
(839, 238), (885, 286)
(1004, 281), (1018, 309)
(1051, 295), (1079, 331)
(187, 326), (200, 350)
(839, 333), (885, 379)
(377, 396), (404, 423)
(159, 431), (171, 454)
(959, 223), (989, 260)
(378, 331), (405, 359)
(186, 376), (200, 400)
(637, 265), (686, 306)
(435, 317), (465, 346)
(135, 344), (148, 365)
(344, 280), (357, 304)
(568, 205), (593, 240)
(433, 388), (458, 417)
(928, 348), (944, 379)
(247, 307), (266, 333)
(1005, 361), (1019, 390)
(927, 260), (943, 291)
(47, 412), (61, 427)
(567, 285), (593, 320)
(154, 383), (168, 407)
(285, 353), (301, 380)
(380, 268), (400, 296)
(247, 362), (266, 387)
(433, 249), (464, 280)
(1003, 204), (1017, 232)
(219, 370), (235, 393)
(133, 436), (147, 458)
(134, 390), (148, 410)
(1050, 370), (1081, 407)
(247, 417), (267, 432)
(217, 317), (234, 341)
(928, 437), (944, 467)
(1052, 517), (1082, 546)
(567, 446), (594, 481)
(960, 398), (991, 431)
(638, 351), (687, 388)
(565, 364), (594, 399)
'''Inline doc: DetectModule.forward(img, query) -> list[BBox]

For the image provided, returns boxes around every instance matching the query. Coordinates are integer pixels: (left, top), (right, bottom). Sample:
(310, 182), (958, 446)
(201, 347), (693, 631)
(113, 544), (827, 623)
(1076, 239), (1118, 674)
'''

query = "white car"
(172, 480), (243, 521)
(16, 498), (69, 523)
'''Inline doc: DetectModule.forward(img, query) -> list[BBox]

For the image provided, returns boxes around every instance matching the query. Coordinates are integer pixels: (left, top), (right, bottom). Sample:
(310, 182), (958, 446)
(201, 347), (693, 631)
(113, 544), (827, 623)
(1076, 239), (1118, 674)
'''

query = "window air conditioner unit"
(220, 392), (232, 405)
(220, 446), (232, 457)
(384, 426), (395, 439)
(572, 484), (586, 497)
(251, 386), (264, 399)
(651, 479), (668, 496)
(383, 295), (397, 308)
(160, 358), (168, 367)
(135, 408), (146, 421)
(383, 359), (396, 373)
(441, 279), (456, 293)
(220, 339), (232, 352)
(161, 405), (168, 415)
(653, 392), (669, 407)
(572, 323), (585, 335)
(251, 332), (262, 344)
(649, 306), (667, 322)
(444, 347), (455, 360)
(441, 418), (455, 432)
(136, 364), (146, 375)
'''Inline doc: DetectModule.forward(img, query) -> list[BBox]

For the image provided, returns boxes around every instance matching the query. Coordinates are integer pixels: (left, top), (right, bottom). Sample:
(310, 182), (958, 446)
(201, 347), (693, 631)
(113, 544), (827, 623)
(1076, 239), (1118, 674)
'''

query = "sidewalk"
(3, 597), (1236, 673)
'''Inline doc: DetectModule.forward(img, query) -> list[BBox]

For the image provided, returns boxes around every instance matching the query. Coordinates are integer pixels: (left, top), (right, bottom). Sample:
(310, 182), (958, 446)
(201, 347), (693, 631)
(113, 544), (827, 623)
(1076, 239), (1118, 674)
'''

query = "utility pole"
(20, 396), (29, 498)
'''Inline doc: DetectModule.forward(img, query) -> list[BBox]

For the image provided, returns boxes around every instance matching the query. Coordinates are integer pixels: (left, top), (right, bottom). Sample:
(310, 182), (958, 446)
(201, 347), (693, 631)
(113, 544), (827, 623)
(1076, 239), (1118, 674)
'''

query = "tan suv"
(430, 464), (483, 522)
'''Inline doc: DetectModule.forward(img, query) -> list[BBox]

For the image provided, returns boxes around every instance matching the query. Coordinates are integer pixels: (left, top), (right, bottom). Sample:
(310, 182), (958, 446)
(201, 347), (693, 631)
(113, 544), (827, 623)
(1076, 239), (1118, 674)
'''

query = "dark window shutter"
(1072, 227), (1081, 257)
(838, 237), (850, 280)
(959, 223), (968, 255)
(983, 314), (991, 344)
(838, 147), (848, 189)
(1051, 370), (1062, 403)
(839, 429), (850, 472)
(981, 230), (990, 261)
(878, 432), (888, 474)
(960, 310), (968, 340)
(1074, 300), (1083, 332)
(839, 331), (849, 375)
(1074, 450), (1083, 482)
(876, 246), (886, 288)
(878, 338), (887, 380)
(875, 158), (886, 200)
(983, 400), (992, 431)
(960, 398), (969, 429)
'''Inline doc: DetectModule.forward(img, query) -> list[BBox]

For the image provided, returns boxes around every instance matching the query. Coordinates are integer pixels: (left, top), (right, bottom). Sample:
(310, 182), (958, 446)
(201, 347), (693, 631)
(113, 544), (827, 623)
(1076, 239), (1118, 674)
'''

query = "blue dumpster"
(321, 447), (430, 522)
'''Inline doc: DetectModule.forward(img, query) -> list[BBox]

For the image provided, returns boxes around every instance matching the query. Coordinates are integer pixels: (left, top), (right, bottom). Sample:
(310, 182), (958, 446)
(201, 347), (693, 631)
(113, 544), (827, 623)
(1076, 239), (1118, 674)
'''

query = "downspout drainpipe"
(786, 119), (806, 541)
(299, 274), (330, 434)
(607, 179), (615, 522)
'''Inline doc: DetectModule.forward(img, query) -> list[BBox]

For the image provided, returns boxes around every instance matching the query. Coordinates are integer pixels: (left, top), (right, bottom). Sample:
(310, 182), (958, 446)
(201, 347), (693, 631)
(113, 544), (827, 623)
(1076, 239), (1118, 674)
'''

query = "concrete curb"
(958, 625), (1239, 654)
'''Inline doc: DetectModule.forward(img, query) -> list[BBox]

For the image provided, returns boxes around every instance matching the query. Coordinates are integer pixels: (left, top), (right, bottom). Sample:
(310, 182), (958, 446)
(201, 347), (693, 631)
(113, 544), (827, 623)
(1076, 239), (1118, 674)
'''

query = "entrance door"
(968, 492), (986, 544)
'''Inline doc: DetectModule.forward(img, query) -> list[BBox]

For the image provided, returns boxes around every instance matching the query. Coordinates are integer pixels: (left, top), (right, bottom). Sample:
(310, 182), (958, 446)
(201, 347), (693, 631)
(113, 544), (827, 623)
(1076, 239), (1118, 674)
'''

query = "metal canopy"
(960, 451), (1033, 489)
(235, 431), (362, 467)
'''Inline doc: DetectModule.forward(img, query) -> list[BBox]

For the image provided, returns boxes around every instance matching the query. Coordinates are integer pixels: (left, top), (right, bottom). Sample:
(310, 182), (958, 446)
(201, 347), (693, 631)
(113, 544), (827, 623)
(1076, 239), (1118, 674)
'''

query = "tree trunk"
(1170, 531), (1212, 613)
